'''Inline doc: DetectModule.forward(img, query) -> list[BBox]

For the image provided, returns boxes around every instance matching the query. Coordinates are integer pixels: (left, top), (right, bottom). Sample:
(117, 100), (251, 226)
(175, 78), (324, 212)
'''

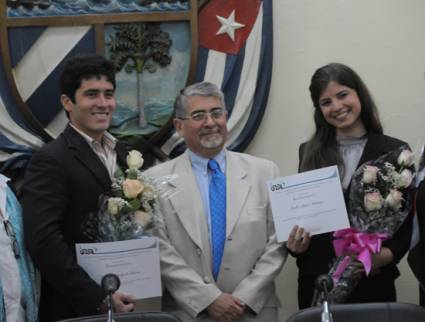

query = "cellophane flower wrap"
(83, 150), (159, 241)
(320, 145), (415, 304)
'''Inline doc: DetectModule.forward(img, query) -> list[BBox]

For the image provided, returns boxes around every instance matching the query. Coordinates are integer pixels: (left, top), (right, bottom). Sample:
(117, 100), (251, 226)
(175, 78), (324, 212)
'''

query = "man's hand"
(112, 291), (136, 313)
(207, 293), (245, 322)
(287, 225), (311, 254)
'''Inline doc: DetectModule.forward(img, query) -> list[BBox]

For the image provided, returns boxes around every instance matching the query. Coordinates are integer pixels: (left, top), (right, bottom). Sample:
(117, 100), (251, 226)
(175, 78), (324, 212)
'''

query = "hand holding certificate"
(76, 237), (161, 300)
(267, 166), (350, 242)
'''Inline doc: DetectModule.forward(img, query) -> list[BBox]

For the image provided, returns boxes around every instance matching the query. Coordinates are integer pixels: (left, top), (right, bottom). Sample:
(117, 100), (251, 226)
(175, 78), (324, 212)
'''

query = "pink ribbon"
(331, 228), (388, 283)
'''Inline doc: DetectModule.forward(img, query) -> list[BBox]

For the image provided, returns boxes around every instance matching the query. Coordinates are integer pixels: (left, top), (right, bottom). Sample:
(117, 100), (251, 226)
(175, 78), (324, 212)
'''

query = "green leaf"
(112, 189), (124, 198)
(127, 169), (138, 179)
(129, 198), (141, 211)
(114, 167), (125, 179)
(121, 203), (132, 214)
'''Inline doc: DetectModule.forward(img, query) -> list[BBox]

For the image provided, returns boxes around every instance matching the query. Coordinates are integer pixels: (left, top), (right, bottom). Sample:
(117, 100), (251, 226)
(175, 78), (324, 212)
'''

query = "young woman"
(287, 63), (413, 309)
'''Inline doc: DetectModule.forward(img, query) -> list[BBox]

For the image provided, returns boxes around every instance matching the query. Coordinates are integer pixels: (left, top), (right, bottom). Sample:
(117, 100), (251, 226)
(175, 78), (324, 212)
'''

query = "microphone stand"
(107, 293), (114, 322)
(315, 274), (333, 322)
(321, 292), (332, 322)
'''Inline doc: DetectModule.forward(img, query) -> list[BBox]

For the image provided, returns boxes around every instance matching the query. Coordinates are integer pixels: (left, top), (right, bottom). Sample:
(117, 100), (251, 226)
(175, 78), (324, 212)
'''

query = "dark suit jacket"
(408, 178), (425, 305)
(21, 125), (128, 322)
(295, 133), (413, 308)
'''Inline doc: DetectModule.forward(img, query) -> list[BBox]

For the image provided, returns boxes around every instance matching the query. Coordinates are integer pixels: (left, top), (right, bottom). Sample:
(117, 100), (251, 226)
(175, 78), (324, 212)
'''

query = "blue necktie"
(208, 159), (226, 280)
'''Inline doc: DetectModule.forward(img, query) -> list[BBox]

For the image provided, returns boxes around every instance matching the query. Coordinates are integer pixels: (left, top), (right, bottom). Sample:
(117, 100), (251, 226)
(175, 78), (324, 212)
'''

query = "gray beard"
(200, 134), (224, 149)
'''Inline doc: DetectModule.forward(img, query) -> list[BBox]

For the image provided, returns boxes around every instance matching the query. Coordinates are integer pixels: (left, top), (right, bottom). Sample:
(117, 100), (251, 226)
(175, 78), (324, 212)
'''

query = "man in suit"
(146, 82), (287, 322)
(21, 54), (136, 322)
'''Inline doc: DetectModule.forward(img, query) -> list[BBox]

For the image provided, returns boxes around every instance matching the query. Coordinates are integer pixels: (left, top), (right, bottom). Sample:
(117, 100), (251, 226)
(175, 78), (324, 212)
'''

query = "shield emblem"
(0, 0), (198, 161)
(0, 0), (273, 169)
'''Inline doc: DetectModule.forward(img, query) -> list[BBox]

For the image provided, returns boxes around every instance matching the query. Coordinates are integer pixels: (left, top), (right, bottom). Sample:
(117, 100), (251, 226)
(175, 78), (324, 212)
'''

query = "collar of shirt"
(187, 149), (226, 175)
(69, 123), (117, 151)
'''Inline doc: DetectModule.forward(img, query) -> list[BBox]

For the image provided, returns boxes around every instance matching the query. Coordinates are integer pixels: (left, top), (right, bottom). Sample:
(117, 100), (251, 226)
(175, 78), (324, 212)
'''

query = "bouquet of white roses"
(83, 150), (158, 242)
(318, 145), (415, 304)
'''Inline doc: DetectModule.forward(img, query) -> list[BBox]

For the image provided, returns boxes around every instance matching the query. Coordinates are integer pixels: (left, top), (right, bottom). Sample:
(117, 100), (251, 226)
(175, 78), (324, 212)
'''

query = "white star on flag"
(216, 10), (245, 41)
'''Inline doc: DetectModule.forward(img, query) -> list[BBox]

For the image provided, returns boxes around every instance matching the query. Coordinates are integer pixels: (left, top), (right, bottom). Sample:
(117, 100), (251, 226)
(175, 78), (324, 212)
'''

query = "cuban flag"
(162, 0), (273, 157)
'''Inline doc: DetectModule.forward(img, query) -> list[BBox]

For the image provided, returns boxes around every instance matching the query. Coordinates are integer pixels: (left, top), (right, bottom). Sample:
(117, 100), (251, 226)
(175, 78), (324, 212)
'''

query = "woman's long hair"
(300, 63), (383, 172)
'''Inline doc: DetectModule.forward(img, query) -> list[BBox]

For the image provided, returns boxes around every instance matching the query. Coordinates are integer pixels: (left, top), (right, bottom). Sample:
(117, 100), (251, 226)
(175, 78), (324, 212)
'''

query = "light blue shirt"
(187, 149), (226, 243)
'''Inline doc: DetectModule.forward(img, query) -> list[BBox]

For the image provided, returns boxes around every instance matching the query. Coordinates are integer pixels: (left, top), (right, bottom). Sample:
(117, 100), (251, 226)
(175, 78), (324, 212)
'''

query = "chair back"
(286, 302), (425, 322)
(57, 311), (181, 322)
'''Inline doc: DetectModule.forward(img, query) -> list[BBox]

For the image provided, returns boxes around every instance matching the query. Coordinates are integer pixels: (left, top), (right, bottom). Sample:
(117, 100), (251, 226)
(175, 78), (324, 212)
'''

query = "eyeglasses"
(3, 219), (20, 258)
(180, 108), (226, 122)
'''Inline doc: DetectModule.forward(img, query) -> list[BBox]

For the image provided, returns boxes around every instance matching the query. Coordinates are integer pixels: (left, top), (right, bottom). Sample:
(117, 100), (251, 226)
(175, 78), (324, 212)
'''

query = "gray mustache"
(199, 127), (220, 135)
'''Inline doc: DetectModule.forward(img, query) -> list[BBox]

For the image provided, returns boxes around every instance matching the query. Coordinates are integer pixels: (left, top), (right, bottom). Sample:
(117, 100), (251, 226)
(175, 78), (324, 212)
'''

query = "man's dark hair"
(59, 54), (116, 103)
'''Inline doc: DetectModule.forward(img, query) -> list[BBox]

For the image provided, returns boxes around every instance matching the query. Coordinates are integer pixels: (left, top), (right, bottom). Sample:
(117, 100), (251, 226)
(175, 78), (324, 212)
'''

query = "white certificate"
(267, 165), (350, 242)
(76, 238), (161, 300)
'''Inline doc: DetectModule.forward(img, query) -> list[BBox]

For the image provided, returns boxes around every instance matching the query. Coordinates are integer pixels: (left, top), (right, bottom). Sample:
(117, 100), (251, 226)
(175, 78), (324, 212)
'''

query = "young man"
(21, 54), (136, 322)
(146, 82), (287, 322)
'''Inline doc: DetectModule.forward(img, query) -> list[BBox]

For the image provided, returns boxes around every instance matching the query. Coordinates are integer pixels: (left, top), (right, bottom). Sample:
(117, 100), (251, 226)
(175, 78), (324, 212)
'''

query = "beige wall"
(246, 0), (425, 320)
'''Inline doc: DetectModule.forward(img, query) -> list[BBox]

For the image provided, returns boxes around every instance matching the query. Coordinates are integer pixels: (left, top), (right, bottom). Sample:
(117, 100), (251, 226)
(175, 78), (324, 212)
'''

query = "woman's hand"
(287, 225), (311, 254)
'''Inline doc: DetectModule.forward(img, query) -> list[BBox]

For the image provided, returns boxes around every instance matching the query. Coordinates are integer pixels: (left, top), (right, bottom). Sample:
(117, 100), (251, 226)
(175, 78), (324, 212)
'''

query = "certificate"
(76, 237), (161, 300)
(267, 165), (350, 242)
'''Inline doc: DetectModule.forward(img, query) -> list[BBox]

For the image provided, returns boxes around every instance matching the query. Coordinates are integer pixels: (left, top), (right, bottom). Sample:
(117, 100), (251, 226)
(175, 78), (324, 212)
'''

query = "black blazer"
(296, 133), (412, 276)
(408, 178), (425, 305)
(21, 125), (128, 322)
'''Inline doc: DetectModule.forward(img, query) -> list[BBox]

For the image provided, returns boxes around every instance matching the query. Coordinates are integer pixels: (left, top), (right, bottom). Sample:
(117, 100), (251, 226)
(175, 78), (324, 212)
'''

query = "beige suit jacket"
(146, 150), (287, 322)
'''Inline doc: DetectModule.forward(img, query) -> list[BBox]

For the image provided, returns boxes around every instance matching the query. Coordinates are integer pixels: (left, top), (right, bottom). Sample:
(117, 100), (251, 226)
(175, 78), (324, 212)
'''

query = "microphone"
(101, 273), (120, 294)
(101, 274), (120, 322)
(312, 274), (334, 306)
(315, 274), (333, 294)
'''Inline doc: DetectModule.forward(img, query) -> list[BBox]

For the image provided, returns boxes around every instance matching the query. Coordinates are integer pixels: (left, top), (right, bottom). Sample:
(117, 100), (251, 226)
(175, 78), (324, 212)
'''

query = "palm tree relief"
(108, 23), (172, 128)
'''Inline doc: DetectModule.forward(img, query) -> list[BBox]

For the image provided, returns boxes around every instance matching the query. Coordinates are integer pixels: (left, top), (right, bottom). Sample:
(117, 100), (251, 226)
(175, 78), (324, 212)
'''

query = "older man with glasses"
(146, 81), (287, 322)
(0, 174), (38, 322)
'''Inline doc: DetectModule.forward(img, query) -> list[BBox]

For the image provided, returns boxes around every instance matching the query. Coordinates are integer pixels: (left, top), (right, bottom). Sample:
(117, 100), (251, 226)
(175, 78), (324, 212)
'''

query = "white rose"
(364, 192), (383, 212)
(385, 189), (403, 210)
(107, 197), (122, 215)
(123, 179), (144, 199)
(126, 150), (144, 170)
(134, 210), (152, 227)
(396, 169), (413, 188)
(363, 165), (379, 184)
(142, 183), (156, 196)
(397, 150), (415, 167)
